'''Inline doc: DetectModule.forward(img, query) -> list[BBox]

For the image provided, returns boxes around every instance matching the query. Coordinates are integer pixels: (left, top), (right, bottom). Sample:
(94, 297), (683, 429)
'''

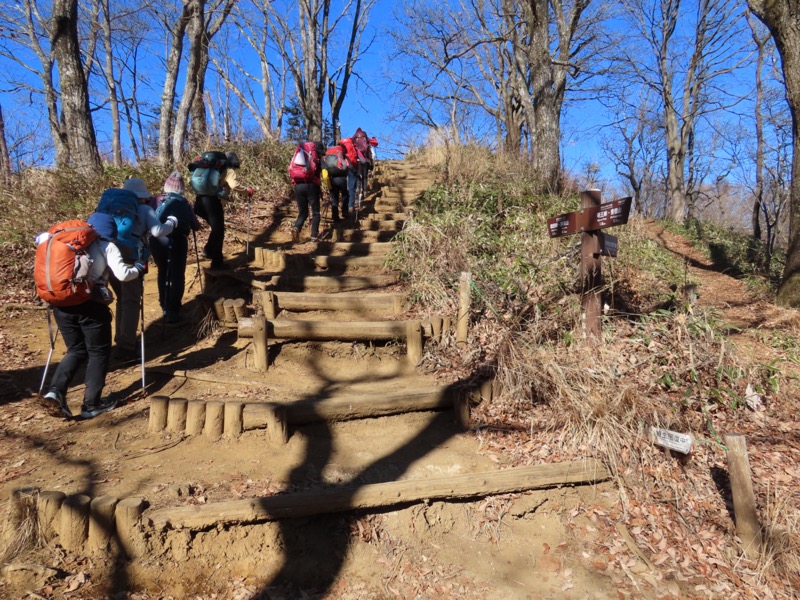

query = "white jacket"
(88, 240), (141, 285)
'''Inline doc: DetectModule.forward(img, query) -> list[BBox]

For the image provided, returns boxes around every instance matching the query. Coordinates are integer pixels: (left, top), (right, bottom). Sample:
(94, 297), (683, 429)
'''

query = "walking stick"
(246, 188), (253, 257)
(140, 278), (146, 396)
(39, 306), (58, 395)
(162, 240), (172, 339)
(192, 229), (205, 295)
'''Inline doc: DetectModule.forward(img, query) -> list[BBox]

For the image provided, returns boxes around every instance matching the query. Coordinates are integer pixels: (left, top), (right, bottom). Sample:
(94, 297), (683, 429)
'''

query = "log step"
(268, 273), (399, 292)
(147, 460), (611, 530)
(238, 317), (413, 340)
(244, 385), (457, 425)
(256, 290), (406, 314)
(314, 241), (395, 256)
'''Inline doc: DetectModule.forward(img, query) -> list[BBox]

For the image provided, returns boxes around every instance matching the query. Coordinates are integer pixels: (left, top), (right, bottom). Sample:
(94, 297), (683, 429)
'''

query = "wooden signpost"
(547, 191), (632, 340)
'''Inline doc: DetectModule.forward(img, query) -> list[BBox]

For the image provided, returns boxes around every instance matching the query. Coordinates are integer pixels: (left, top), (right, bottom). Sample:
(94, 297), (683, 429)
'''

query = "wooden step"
(314, 241), (395, 256)
(239, 317), (411, 340)
(268, 273), (399, 292)
(255, 290), (406, 314)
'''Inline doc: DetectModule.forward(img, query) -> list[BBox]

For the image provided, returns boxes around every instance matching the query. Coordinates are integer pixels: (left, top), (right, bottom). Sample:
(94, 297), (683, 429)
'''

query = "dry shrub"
(757, 489), (800, 584)
(0, 491), (41, 563)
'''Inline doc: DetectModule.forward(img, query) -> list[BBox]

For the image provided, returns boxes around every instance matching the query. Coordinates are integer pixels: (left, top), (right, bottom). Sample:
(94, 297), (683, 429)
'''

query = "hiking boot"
(165, 311), (181, 324)
(80, 397), (118, 420)
(113, 345), (138, 362)
(44, 390), (72, 418)
(210, 261), (231, 270)
(291, 227), (300, 244)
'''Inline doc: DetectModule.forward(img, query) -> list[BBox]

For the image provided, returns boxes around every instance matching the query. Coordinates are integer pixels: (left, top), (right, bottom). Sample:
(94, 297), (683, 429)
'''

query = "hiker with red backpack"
(323, 143), (351, 225)
(288, 141), (325, 242)
(35, 213), (147, 419)
(339, 137), (360, 221)
(189, 151), (253, 269)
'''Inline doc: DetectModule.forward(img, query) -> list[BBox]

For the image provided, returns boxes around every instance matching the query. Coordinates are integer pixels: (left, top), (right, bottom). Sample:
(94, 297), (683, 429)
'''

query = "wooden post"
(456, 272), (471, 346)
(480, 379), (494, 402)
(581, 190), (602, 341)
(263, 291), (277, 319)
(431, 317), (443, 343)
(213, 298), (227, 321)
(232, 298), (247, 321)
(224, 401), (244, 438)
(223, 299), (237, 323)
(406, 320), (423, 365)
(115, 497), (145, 559)
(724, 434), (763, 558)
(454, 392), (471, 429)
(36, 491), (65, 541)
(185, 401), (206, 436)
(204, 401), (224, 441)
(59, 494), (91, 551)
(265, 403), (289, 444)
(87, 496), (118, 555)
(254, 247), (264, 268)
(252, 314), (269, 372)
(166, 398), (188, 433)
(148, 396), (169, 433)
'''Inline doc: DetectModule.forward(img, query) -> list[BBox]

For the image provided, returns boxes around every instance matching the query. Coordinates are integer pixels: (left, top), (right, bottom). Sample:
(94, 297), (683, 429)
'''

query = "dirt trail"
(1, 167), (686, 599)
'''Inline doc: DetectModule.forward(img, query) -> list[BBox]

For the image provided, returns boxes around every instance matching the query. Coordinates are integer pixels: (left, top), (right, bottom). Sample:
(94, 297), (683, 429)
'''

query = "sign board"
(651, 427), (693, 454)
(583, 197), (632, 231)
(584, 232), (619, 258)
(547, 197), (632, 238)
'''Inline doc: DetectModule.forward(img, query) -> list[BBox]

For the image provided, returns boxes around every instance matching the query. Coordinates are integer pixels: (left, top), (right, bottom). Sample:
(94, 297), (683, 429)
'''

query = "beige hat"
(122, 177), (151, 199)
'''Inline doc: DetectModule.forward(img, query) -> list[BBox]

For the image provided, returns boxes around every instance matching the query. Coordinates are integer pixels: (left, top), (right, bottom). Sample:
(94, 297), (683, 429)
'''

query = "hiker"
(288, 141), (324, 242)
(190, 151), (253, 269)
(108, 178), (177, 360)
(324, 143), (351, 225)
(148, 172), (201, 324)
(39, 213), (147, 419)
(339, 137), (360, 219)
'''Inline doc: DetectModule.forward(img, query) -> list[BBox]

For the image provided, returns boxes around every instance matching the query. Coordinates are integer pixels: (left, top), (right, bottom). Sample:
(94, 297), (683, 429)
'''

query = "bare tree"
(0, 104), (11, 184)
(746, 1), (800, 305)
(52, 0), (102, 176)
(615, 0), (751, 224)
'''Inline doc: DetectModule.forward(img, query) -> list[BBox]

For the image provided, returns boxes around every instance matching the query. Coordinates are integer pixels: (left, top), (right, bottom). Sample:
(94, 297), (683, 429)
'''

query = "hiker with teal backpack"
(148, 172), (201, 324)
(288, 141), (324, 242)
(324, 143), (351, 226)
(97, 178), (177, 360)
(189, 151), (253, 269)
(35, 213), (147, 419)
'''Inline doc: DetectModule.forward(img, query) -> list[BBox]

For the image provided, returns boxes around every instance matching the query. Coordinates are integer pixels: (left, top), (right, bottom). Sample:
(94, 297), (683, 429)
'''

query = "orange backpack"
(34, 220), (98, 307)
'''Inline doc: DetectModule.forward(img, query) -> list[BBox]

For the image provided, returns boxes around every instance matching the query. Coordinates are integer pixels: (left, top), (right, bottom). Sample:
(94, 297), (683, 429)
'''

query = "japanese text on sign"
(651, 427), (693, 454)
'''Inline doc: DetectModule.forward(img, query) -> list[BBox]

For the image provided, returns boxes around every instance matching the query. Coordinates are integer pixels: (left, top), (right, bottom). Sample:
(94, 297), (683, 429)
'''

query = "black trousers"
(150, 234), (189, 315)
(195, 195), (225, 265)
(293, 182), (321, 237)
(49, 301), (112, 406)
(329, 176), (349, 223)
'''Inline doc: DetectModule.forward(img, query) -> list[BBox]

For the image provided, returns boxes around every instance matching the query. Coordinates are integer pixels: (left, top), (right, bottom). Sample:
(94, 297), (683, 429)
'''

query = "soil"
(0, 163), (798, 599)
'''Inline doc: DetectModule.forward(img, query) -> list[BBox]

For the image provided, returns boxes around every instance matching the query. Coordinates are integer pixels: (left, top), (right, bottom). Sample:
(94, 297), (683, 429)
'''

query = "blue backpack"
(155, 193), (194, 236)
(96, 188), (141, 260)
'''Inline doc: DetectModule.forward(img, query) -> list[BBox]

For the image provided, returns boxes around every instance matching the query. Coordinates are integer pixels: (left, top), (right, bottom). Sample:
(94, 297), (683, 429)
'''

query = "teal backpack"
(189, 151), (227, 197)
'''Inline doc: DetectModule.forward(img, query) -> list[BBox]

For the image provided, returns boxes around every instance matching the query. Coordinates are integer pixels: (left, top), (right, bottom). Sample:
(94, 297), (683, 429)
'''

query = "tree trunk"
(100, 0), (121, 167)
(158, 4), (192, 166)
(172, 0), (204, 162)
(51, 0), (102, 177)
(748, 0), (800, 307)
(0, 104), (11, 184)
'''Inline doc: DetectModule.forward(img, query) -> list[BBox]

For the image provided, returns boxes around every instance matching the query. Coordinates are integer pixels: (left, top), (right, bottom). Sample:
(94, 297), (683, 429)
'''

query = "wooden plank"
(255, 290), (406, 313)
(238, 318), (407, 341)
(147, 459), (610, 530)
(314, 241), (395, 256)
(312, 255), (388, 269)
(270, 273), (399, 292)
(244, 385), (456, 425)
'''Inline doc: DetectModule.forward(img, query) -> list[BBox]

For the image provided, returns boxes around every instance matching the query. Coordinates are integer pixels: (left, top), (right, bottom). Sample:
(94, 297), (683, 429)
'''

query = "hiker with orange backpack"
(35, 213), (147, 419)
(288, 141), (324, 242)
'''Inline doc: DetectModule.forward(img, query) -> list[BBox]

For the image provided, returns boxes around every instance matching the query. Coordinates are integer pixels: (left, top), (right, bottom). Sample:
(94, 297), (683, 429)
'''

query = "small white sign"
(651, 427), (693, 454)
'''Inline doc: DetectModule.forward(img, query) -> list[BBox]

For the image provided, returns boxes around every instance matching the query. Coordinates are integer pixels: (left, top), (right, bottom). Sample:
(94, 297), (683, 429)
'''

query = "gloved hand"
(134, 261), (148, 276)
(247, 187), (254, 197)
(165, 215), (179, 228)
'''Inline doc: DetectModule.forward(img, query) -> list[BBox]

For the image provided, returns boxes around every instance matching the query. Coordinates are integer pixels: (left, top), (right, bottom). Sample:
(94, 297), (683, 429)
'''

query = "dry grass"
(0, 490), (42, 563)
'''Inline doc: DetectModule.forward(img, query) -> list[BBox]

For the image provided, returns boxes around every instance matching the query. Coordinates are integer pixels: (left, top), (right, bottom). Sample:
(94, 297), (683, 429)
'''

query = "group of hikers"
(34, 127), (377, 420)
(289, 127), (378, 242)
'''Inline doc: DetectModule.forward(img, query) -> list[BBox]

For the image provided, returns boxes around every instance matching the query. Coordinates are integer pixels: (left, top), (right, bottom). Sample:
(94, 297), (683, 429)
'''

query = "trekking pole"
(192, 229), (205, 295)
(39, 306), (59, 395)
(140, 278), (146, 396)
(162, 241), (172, 339)
(246, 188), (253, 257)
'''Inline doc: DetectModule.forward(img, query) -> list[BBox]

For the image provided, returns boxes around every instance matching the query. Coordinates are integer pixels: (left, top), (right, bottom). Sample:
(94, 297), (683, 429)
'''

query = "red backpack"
(34, 220), (98, 307)
(288, 141), (319, 183)
(338, 138), (358, 167)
